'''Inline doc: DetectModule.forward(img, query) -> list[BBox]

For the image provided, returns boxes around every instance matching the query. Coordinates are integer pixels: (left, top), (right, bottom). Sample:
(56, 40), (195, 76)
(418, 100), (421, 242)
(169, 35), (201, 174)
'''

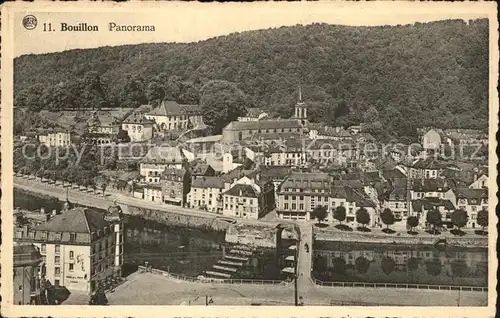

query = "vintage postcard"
(1, 1), (497, 317)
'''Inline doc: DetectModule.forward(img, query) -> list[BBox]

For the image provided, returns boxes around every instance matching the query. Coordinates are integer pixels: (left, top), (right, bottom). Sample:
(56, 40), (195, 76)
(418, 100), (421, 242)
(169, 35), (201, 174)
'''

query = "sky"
(7, 2), (493, 57)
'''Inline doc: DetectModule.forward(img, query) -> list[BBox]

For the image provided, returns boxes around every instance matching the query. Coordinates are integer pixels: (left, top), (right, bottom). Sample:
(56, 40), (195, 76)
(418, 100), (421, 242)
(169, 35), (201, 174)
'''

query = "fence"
(139, 266), (286, 286)
(313, 278), (488, 292)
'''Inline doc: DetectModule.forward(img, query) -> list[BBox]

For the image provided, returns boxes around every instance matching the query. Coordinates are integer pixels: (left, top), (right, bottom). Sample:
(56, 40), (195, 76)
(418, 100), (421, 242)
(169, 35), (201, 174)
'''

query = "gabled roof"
(411, 179), (451, 192)
(141, 146), (185, 164)
(123, 113), (155, 125)
(191, 176), (224, 189)
(258, 165), (293, 181)
(162, 168), (188, 180)
(330, 184), (376, 208)
(382, 169), (406, 180)
(455, 187), (487, 200)
(411, 198), (454, 212)
(191, 163), (214, 176)
(148, 100), (200, 117)
(223, 183), (260, 198)
(412, 158), (443, 170)
(35, 208), (109, 234)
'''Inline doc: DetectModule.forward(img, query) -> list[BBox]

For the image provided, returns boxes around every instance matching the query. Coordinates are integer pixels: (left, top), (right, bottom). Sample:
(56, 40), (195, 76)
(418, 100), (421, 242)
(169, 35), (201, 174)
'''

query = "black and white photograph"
(1, 2), (497, 317)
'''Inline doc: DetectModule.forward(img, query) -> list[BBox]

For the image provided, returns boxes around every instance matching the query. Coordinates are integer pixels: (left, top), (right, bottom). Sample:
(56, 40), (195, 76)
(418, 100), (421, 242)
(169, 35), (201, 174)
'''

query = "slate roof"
(280, 172), (331, 191)
(455, 187), (487, 201)
(141, 146), (185, 164)
(223, 183), (260, 198)
(223, 119), (303, 131)
(162, 168), (188, 180)
(242, 108), (264, 118)
(258, 165), (293, 181)
(191, 176), (224, 189)
(122, 113), (155, 125)
(411, 199), (455, 212)
(382, 169), (406, 180)
(411, 179), (451, 192)
(412, 158), (443, 170)
(330, 185), (376, 208)
(35, 208), (109, 234)
(148, 100), (200, 117)
(191, 163), (214, 176)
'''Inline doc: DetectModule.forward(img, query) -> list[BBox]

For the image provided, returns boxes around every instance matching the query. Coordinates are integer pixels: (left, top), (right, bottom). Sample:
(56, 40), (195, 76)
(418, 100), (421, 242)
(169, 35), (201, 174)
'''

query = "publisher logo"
(22, 15), (37, 30)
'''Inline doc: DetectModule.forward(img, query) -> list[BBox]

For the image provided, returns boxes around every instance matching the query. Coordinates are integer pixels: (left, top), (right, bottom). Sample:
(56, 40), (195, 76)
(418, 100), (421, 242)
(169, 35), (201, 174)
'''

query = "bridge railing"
(139, 266), (285, 286)
(312, 278), (488, 292)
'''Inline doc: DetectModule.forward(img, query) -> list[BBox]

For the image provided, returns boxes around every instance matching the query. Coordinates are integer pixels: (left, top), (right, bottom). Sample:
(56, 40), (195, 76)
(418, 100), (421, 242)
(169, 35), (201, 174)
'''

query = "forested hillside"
(14, 19), (489, 140)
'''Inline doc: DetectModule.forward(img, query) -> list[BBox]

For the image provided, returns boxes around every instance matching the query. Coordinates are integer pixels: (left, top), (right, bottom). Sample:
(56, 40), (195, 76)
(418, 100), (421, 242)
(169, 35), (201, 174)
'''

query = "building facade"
(14, 206), (124, 294)
(121, 114), (155, 142)
(161, 168), (191, 206)
(38, 130), (71, 148)
(13, 243), (46, 305)
(145, 100), (203, 131)
(186, 176), (225, 212)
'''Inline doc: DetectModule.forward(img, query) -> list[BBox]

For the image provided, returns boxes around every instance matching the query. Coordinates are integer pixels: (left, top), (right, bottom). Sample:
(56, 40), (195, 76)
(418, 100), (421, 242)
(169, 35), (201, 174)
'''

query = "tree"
(408, 257), (419, 271)
(406, 216), (419, 232)
(381, 257), (395, 276)
(355, 207), (370, 229)
(477, 208), (488, 233)
(332, 257), (346, 275)
(313, 255), (327, 272)
(333, 206), (346, 224)
(200, 80), (249, 133)
(380, 208), (395, 231)
(426, 209), (442, 234)
(451, 209), (469, 231)
(120, 75), (147, 108)
(89, 284), (108, 305)
(425, 259), (442, 276)
(116, 129), (131, 143)
(312, 205), (328, 225)
(355, 256), (371, 274)
(451, 259), (469, 278)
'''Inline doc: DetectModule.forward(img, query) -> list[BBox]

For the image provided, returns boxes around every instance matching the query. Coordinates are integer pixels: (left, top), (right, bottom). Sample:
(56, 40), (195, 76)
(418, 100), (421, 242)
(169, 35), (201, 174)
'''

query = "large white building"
(14, 204), (124, 294)
(38, 129), (71, 148)
(121, 113), (155, 142)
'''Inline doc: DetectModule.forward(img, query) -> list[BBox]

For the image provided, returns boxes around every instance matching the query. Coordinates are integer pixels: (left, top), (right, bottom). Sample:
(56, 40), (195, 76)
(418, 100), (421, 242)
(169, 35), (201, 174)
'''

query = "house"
(121, 113), (155, 142)
(411, 198), (455, 229)
(455, 188), (488, 229)
(13, 242), (46, 304)
(191, 163), (215, 177)
(410, 179), (455, 203)
(186, 176), (225, 212)
(143, 183), (163, 202)
(307, 124), (351, 141)
(221, 119), (304, 144)
(14, 205), (124, 294)
(469, 174), (488, 189)
(221, 172), (275, 220)
(37, 128), (71, 148)
(268, 138), (308, 167)
(329, 182), (378, 228)
(140, 146), (187, 182)
(145, 100), (204, 131)
(85, 111), (121, 145)
(421, 128), (442, 151)
(237, 107), (269, 122)
(347, 125), (362, 135)
(276, 172), (331, 221)
(258, 165), (293, 199)
(408, 158), (443, 179)
(161, 168), (191, 206)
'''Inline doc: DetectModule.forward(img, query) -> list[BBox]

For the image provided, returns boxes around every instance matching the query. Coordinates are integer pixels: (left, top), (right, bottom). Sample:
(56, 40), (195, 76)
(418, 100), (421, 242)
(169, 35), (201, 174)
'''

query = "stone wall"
(314, 228), (488, 248)
(124, 205), (232, 232)
(225, 223), (277, 248)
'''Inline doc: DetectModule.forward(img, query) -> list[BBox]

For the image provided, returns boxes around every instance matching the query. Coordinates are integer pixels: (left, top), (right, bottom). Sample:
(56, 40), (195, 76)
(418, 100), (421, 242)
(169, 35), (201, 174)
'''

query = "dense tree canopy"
(14, 19), (488, 140)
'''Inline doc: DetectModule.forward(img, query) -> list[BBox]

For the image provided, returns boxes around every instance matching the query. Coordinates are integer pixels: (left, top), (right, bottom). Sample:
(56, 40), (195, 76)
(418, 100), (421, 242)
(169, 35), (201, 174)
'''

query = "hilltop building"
(145, 100), (204, 131)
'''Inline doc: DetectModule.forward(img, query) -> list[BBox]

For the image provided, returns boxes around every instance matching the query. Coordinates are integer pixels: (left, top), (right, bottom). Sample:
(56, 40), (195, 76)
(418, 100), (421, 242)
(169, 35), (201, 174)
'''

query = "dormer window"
(69, 233), (77, 242)
(54, 232), (62, 241)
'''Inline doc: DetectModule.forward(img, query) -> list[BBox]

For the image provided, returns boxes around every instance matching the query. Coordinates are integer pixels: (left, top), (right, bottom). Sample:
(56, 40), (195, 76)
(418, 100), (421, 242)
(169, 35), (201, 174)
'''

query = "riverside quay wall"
(314, 228), (488, 248)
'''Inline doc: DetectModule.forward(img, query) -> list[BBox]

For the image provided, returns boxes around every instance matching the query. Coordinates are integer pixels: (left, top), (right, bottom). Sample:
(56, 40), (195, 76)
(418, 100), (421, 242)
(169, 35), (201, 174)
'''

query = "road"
(296, 223), (314, 303)
(63, 271), (488, 306)
(13, 175), (276, 228)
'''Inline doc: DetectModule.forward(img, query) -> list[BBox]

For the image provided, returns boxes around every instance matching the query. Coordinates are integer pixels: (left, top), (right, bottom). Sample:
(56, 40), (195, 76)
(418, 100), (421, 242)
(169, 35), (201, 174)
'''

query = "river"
(312, 240), (488, 287)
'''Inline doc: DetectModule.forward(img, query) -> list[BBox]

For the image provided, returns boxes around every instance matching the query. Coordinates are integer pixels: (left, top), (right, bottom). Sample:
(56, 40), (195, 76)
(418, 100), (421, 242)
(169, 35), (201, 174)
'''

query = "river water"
(313, 240), (488, 287)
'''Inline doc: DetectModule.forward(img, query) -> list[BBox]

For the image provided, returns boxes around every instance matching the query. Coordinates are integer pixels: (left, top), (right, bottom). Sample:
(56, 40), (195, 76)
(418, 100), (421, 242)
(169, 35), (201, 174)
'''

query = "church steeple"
(294, 84), (307, 120)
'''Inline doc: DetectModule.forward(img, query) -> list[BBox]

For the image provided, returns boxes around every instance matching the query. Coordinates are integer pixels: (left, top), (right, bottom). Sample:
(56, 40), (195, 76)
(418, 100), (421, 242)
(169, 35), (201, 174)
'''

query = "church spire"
(298, 83), (302, 102)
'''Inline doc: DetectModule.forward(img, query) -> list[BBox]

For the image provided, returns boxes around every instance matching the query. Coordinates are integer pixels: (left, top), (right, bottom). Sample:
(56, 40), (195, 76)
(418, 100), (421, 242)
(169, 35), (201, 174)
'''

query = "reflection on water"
(313, 241), (488, 287)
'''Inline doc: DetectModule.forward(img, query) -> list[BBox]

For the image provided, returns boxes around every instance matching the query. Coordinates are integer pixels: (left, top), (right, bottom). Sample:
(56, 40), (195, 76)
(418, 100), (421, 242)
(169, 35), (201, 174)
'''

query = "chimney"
(239, 189), (243, 196)
(40, 207), (45, 215)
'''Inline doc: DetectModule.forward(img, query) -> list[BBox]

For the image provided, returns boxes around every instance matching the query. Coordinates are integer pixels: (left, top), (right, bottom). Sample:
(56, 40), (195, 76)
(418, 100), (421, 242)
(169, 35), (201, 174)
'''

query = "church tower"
(294, 85), (308, 123)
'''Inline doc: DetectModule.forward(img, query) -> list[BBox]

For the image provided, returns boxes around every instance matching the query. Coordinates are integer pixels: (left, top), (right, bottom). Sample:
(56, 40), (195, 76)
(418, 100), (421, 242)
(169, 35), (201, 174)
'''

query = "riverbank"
(314, 225), (488, 248)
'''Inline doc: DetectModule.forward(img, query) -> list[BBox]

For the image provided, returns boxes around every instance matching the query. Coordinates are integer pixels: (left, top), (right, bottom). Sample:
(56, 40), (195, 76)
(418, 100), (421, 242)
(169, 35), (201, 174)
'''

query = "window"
(292, 203), (296, 210)
(69, 233), (77, 242)
(41, 244), (46, 254)
(69, 251), (74, 260)
(55, 256), (60, 265)
(299, 196), (304, 200)
(299, 203), (304, 210)
(284, 195), (289, 200)
(69, 264), (74, 272)
(54, 232), (62, 241)
(55, 279), (60, 287)
(284, 203), (289, 210)
(55, 245), (60, 254)
(55, 267), (61, 277)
